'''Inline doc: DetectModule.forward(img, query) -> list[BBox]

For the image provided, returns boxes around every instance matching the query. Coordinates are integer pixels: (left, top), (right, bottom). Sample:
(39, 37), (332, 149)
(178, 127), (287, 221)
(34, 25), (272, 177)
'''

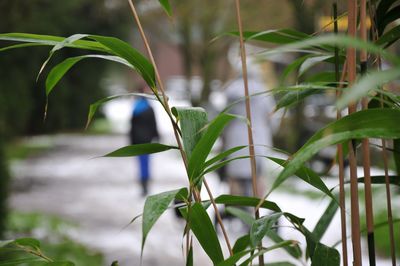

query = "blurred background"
(0, 0), (398, 265)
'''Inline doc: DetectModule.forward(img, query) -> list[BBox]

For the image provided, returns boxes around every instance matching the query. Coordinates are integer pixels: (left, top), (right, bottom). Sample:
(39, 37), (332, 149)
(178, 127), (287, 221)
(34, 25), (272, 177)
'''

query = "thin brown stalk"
(367, 3), (397, 263)
(234, 1), (263, 265)
(127, 0), (232, 258)
(359, 0), (376, 264)
(346, 0), (362, 265)
(203, 179), (233, 255)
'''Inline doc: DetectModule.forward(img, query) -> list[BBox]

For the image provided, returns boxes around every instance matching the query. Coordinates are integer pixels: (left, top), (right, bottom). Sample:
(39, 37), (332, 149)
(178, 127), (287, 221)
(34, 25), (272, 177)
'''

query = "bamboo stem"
(127, 0), (232, 258)
(234, 0), (263, 265)
(347, 0), (362, 265)
(359, 0), (376, 265)
(334, 4), (349, 264)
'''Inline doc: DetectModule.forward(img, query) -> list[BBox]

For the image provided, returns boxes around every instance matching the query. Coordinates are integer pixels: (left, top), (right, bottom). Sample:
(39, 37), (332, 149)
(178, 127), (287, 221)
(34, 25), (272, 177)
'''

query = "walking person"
(129, 86), (159, 196)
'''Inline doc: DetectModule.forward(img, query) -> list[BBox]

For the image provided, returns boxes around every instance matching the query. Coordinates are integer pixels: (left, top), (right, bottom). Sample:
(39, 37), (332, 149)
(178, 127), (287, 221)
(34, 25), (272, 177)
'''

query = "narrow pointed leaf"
(267, 156), (335, 200)
(266, 230), (302, 258)
(204, 145), (246, 168)
(46, 54), (131, 96)
(250, 213), (281, 247)
(394, 139), (400, 177)
(225, 207), (255, 226)
(215, 194), (281, 212)
(0, 33), (108, 52)
(376, 24), (400, 48)
(87, 35), (156, 88)
(355, 175), (400, 186)
(312, 198), (338, 242)
(298, 55), (333, 77)
(103, 143), (178, 157)
(142, 188), (188, 251)
(272, 109), (400, 193)
(216, 250), (252, 266)
(172, 107), (208, 160)
(188, 113), (236, 182)
(158, 0), (172, 16)
(337, 67), (400, 110)
(232, 235), (250, 254)
(188, 203), (224, 264)
(275, 85), (330, 110)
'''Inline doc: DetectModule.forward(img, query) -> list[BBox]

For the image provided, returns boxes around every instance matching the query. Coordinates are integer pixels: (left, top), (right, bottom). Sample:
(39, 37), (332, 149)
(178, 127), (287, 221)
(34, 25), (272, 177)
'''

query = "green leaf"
(0, 33), (108, 52)
(225, 207), (255, 226)
(103, 143), (178, 157)
(14, 238), (41, 252)
(186, 244), (193, 266)
(267, 157), (335, 200)
(230, 28), (309, 45)
(250, 213), (281, 247)
(45, 55), (131, 96)
(204, 145), (247, 168)
(158, 0), (172, 16)
(298, 55), (333, 77)
(271, 109), (400, 193)
(86, 93), (161, 129)
(266, 230), (302, 258)
(336, 67), (400, 110)
(232, 235), (250, 254)
(188, 113), (236, 183)
(142, 188), (188, 253)
(275, 85), (330, 110)
(215, 194), (281, 212)
(394, 139), (400, 177)
(216, 250), (252, 266)
(280, 54), (309, 83)
(87, 35), (156, 88)
(310, 243), (340, 266)
(375, 24), (400, 48)
(188, 203), (224, 264)
(172, 107), (208, 160)
(259, 34), (400, 65)
(0, 257), (43, 265)
(355, 175), (400, 186)
(312, 198), (338, 243)
(0, 42), (45, 52)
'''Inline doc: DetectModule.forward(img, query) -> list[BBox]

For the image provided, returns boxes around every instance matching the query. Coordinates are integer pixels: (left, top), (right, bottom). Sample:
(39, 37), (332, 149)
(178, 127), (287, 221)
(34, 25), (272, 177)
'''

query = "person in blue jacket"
(129, 87), (159, 196)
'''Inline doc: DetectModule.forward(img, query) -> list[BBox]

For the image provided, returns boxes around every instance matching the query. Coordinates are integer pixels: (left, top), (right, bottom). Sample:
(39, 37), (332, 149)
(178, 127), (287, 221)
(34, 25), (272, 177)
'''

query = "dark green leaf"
(103, 143), (178, 157)
(186, 244), (193, 266)
(377, 5), (400, 35)
(272, 109), (400, 193)
(356, 175), (400, 186)
(204, 145), (247, 168)
(87, 35), (156, 88)
(232, 235), (250, 254)
(142, 188), (188, 252)
(312, 198), (338, 242)
(376, 24), (400, 48)
(275, 85), (328, 110)
(172, 107), (208, 160)
(216, 250), (252, 266)
(310, 243), (340, 266)
(298, 55), (333, 77)
(158, 0), (172, 16)
(266, 230), (302, 258)
(215, 194), (281, 213)
(393, 139), (400, 177)
(188, 203), (224, 264)
(14, 238), (41, 252)
(250, 213), (281, 247)
(267, 157), (335, 200)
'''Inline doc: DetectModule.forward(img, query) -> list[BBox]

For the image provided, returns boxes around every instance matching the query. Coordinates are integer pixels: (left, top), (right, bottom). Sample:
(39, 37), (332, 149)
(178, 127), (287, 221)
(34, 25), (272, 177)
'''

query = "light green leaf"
(336, 67), (400, 110)
(103, 143), (178, 157)
(298, 55), (333, 77)
(14, 238), (41, 252)
(172, 107), (208, 160)
(216, 250), (252, 266)
(266, 230), (302, 259)
(158, 0), (172, 16)
(142, 188), (188, 253)
(188, 203), (224, 264)
(204, 145), (247, 168)
(215, 194), (281, 213)
(271, 109), (400, 193)
(250, 213), (281, 247)
(225, 207), (255, 226)
(0, 32), (108, 52)
(45, 54), (131, 96)
(188, 113), (236, 183)
(229, 28), (309, 45)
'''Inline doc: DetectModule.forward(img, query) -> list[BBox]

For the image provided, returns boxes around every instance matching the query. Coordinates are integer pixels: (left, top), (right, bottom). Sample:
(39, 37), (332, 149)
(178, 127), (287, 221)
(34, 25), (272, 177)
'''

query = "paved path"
(9, 134), (394, 265)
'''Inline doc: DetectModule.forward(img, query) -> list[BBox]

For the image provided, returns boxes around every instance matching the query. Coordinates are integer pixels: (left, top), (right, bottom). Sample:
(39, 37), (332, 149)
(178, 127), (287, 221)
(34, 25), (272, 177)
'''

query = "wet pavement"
(9, 134), (395, 265)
